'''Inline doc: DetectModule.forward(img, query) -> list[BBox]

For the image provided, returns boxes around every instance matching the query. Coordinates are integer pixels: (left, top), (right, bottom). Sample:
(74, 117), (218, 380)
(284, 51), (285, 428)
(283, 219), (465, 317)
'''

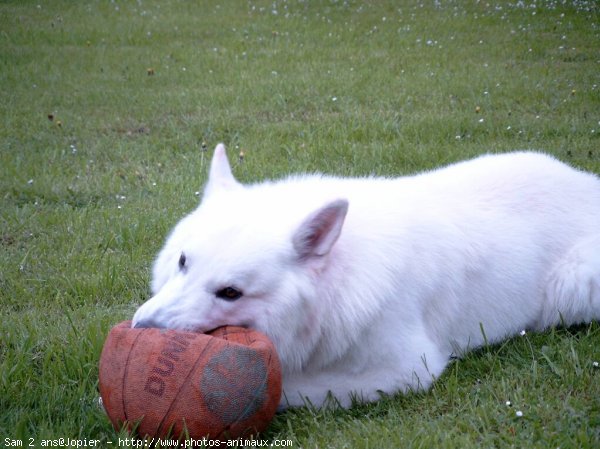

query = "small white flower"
(516, 410), (523, 417)
(194, 191), (201, 196)
(27, 179), (34, 185)
(520, 330), (527, 336)
(506, 401), (512, 406)
(332, 96), (338, 102)
(593, 361), (599, 368)
(478, 118), (484, 123)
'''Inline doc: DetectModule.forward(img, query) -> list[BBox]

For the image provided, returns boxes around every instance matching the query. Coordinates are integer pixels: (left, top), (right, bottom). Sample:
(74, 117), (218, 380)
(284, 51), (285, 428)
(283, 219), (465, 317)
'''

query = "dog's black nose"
(133, 318), (165, 329)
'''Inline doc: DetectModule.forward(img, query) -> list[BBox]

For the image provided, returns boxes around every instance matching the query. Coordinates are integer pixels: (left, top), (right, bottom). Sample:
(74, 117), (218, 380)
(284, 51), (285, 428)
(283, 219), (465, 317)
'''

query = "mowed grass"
(1, 0), (599, 447)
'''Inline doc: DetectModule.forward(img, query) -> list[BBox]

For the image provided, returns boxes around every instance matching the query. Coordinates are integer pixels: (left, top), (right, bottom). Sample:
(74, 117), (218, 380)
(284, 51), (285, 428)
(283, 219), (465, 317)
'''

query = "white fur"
(132, 145), (600, 408)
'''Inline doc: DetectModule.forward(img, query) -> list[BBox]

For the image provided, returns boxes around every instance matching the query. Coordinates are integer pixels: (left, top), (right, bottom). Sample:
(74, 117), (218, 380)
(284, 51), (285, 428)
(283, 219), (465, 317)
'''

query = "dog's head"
(132, 144), (348, 371)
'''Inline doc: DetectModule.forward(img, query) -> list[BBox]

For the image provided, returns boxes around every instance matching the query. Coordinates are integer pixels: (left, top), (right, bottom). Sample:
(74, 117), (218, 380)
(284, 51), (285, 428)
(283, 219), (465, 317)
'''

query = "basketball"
(98, 321), (282, 441)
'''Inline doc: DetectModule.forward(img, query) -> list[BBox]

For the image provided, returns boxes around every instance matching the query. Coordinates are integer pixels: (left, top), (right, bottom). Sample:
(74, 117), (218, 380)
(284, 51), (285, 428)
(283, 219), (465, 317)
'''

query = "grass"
(1, 0), (599, 447)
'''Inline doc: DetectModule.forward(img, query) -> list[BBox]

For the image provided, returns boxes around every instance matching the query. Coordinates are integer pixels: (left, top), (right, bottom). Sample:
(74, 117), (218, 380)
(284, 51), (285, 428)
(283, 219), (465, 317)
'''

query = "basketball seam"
(123, 329), (146, 424)
(154, 337), (219, 438)
(228, 350), (272, 431)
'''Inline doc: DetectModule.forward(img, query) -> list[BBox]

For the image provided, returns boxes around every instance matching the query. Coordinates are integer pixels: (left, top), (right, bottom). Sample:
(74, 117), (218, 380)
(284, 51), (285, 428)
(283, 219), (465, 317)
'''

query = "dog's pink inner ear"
(293, 199), (349, 259)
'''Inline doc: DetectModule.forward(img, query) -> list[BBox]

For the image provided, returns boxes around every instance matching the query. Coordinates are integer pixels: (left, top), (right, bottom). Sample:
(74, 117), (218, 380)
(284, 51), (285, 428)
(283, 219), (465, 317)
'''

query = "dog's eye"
(178, 253), (186, 270)
(215, 286), (243, 301)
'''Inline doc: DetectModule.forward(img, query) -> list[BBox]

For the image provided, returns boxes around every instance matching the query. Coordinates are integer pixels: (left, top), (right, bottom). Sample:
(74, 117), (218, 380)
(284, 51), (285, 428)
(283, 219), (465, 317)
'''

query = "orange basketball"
(98, 321), (282, 441)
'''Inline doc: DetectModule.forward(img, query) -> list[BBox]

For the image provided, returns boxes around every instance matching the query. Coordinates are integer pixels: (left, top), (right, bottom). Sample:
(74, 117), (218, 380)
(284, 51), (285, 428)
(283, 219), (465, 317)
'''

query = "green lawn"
(1, 0), (599, 447)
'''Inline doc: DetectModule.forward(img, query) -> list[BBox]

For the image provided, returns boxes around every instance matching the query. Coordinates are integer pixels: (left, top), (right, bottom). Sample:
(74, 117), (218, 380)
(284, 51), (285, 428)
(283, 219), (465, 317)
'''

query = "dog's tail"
(540, 234), (600, 329)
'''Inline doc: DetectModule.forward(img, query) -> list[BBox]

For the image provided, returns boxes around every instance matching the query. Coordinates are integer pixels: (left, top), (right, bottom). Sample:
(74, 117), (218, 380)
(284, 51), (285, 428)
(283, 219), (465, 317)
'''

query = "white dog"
(132, 144), (600, 408)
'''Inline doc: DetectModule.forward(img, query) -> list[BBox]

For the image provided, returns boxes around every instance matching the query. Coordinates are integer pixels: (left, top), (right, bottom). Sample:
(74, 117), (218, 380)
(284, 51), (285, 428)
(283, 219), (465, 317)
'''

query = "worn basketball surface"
(98, 321), (282, 440)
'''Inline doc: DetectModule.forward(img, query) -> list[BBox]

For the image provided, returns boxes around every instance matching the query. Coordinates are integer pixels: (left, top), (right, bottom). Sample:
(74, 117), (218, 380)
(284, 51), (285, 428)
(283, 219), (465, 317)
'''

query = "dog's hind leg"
(540, 234), (600, 330)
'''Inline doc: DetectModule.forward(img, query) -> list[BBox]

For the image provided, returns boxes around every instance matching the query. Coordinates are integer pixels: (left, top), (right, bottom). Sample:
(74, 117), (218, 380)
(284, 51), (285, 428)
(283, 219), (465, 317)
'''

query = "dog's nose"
(132, 318), (165, 329)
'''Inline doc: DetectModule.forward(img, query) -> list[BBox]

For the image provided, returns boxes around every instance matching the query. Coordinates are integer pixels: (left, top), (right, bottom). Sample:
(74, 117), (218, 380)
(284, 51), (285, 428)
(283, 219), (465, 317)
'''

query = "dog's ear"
(203, 143), (242, 198)
(293, 199), (349, 259)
